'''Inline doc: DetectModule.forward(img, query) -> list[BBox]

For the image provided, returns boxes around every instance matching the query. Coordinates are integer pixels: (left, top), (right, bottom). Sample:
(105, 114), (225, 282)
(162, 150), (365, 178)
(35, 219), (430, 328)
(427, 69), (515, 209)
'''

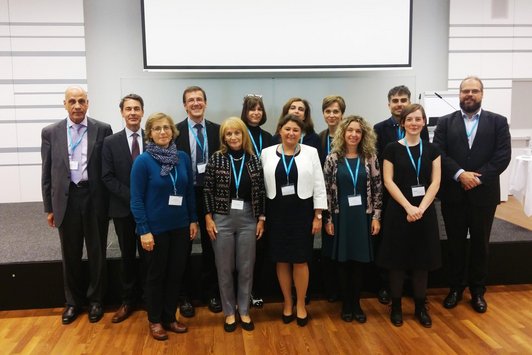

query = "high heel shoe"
(296, 314), (309, 327)
(282, 313), (295, 324)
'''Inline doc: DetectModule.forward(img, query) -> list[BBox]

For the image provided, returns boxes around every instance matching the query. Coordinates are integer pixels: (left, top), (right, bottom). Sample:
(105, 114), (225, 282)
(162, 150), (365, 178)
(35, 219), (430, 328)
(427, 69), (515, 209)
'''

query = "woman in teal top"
(323, 115), (383, 323)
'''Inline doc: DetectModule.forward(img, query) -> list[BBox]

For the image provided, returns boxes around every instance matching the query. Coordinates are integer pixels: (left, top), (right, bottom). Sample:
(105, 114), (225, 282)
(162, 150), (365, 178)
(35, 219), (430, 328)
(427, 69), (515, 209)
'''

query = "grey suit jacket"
(101, 128), (144, 218)
(41, 117), (113, 227)
(433, 109), (511, 206)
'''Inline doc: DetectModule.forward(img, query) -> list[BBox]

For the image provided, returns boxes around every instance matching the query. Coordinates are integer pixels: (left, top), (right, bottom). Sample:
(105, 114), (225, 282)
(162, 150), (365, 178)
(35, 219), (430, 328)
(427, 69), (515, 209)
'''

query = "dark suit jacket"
(101, 129), (144, 218)
(374, 116), (430, 167)
(175, 118), (221, 158)
(41, 117), (113, 227)
(433, 110), (511, 206)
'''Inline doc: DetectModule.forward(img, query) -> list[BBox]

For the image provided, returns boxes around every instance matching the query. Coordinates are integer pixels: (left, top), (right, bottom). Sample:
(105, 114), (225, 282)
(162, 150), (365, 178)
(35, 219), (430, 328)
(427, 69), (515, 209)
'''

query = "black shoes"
(62, 305), (79, 325)
(443, 289), (463, 309)
(208, 297), (222, 313)
(224, 320), (237, 332)
(414, 299), (432, 328)
(471, 294), (487, 313)
(390, 298), (403, 327)
(180, 299), (195, 318)
(88, 303), (104, 323)
(378, 289), (391, 305)
(241, 320), (255, 331)
(296, 314), (309, 327)
(352, 307), (367, 324)
(282, 313), (295, 324)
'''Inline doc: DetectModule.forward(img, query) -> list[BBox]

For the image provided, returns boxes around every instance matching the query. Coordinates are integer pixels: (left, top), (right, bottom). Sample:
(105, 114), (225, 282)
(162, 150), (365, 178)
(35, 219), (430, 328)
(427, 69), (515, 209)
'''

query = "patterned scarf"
(145, 141), (179, 176)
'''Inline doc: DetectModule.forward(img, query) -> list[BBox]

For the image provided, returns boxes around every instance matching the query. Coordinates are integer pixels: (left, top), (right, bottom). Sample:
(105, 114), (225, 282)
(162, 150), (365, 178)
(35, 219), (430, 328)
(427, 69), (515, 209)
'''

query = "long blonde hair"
(331, 115), (377, 159)
(218, 117), (254, 155)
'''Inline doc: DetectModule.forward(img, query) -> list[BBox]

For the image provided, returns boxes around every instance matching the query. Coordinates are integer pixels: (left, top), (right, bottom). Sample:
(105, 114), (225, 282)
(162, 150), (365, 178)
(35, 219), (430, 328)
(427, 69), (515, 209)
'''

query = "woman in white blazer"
(261, 114), (327, 327)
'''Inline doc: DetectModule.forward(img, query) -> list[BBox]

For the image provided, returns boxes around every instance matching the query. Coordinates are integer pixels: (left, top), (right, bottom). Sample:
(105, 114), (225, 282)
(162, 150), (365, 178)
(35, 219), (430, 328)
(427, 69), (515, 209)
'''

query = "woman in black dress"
(377, 104), (441, 328)
(261, 114), (327, 327)
(240, 94), (273, 308)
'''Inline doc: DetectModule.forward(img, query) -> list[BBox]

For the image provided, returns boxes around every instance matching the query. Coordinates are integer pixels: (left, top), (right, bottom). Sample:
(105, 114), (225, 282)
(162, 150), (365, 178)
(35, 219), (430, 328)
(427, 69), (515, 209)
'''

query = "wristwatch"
(258, 216), (266, 221)
(315, 214), (322, 220)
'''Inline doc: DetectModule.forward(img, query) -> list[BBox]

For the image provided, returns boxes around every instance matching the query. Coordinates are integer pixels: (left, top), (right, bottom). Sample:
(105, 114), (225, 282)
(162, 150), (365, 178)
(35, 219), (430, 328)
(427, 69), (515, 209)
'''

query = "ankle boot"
(415, 298), (432, 328)
(390, 297), (403, 327)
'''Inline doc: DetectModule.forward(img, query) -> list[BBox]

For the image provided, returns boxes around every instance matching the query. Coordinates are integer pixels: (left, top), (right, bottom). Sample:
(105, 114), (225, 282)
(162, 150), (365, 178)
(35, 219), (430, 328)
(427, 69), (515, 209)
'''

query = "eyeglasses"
(151, 125), (172, 133)
(460, 89), (482, 95)
(390, 98), (409, 104)
(244, 94), (263, 100)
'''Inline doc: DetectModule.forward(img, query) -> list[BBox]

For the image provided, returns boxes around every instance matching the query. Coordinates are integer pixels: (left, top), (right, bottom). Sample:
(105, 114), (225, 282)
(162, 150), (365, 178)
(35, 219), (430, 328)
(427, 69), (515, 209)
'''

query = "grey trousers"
(212, 202), (256, 316)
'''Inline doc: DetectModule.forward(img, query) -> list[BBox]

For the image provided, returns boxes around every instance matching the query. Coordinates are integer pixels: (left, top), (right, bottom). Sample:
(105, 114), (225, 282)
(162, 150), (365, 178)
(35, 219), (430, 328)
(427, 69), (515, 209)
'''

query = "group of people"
(41, 76), (511, 340)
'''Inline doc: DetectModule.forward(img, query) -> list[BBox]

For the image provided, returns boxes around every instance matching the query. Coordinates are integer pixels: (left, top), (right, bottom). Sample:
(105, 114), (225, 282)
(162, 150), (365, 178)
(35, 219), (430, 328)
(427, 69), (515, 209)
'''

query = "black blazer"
(175, 118), (221, 158)
(101, 129), (144, 218)
(41, 117), (113, 227)
(374, 116), (429, 167)
(433, 110), (511, 206)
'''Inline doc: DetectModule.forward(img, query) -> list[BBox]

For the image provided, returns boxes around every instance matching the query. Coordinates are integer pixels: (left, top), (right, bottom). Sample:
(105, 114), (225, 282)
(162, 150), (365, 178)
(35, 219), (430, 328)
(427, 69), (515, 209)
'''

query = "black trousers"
(441, 201), (497, 295)
(113, 214), (143, 305)
(58, 184), (108, 306)
(144, 227), (189, 323)
(181, 187), (219, 301)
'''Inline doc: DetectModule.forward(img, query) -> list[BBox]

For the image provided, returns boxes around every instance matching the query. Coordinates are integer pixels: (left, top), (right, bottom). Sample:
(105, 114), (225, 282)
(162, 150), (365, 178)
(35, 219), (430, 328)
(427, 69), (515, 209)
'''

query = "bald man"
(41, 86), (112, 324)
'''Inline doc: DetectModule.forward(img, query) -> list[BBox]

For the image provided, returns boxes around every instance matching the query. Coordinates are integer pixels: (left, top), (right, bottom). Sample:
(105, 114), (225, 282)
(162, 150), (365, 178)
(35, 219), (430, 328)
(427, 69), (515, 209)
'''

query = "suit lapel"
(470, 111), (487, 152)
(59, 118), (70, 169)
(453, 112), (470, 149)
(87, 117), (96, 163)
(119, 129), (132, 164)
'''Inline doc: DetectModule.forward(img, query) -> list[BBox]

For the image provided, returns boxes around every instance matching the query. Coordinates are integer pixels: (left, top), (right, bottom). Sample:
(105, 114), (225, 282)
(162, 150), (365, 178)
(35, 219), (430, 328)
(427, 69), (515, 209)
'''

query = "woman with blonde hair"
(204, 117), (266, 332)
(323, 115), (383, 323)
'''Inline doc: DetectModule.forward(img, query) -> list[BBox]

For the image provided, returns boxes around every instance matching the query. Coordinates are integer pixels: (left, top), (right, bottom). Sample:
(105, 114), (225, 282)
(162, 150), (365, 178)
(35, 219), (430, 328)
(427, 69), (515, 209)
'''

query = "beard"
(460, 99), (481, 114)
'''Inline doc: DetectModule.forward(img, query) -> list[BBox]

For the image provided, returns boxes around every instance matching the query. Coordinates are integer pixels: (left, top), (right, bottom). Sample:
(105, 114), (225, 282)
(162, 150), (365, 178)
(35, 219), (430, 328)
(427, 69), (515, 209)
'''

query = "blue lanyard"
(188, 123), (208, 161)
(345, 157), (361, 194)
(229, 153), (245, 198)
(299, 133), (305, 144)
(281, 144), (297, 184)
(404, 138), (423, 185)
(68, 124), (87, 154)
(465, 117), (479, 138)
(168, 166), (179, 195)
(397, 127), (405, 140)
(327, 131), (332, 155)
(247, 128), (262, 157)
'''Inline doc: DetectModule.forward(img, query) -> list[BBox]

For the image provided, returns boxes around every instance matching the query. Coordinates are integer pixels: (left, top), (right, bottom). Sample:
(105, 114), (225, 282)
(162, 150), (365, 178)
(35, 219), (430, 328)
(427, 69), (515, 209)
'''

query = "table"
(509, 155), (532, 217)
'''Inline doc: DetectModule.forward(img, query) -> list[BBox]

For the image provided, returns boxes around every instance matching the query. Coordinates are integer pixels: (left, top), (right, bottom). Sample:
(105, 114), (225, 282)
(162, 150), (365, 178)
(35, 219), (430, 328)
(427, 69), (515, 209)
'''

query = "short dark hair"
(387, 85), (411, 101)
(119, 93), (144, 110)
(276, 113), (306, 135)
(241, 95), (267, 126)
(182, 86), (207, 104)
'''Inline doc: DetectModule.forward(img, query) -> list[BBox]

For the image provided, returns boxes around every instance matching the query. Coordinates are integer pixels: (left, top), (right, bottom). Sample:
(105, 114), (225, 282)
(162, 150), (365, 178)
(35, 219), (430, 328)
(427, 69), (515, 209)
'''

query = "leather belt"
(71, 181), (89, 188)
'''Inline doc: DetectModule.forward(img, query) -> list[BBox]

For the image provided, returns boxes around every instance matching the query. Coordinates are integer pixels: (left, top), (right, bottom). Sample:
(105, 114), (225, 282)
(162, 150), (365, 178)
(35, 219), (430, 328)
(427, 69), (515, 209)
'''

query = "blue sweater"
(130, 150), (197, 235)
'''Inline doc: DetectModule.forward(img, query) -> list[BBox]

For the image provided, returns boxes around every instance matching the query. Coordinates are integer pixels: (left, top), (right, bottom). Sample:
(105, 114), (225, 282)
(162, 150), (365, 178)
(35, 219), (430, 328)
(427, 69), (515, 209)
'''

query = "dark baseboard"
(1, 240), (531, 310)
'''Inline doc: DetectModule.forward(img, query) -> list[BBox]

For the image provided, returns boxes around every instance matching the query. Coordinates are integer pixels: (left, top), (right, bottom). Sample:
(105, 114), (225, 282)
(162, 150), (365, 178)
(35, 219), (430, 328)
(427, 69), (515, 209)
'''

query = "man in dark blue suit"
(174, 86), (222, 316)
(102, 94), (145, 323)
(41, 86), (112, 324)
(433, 76), (511, 313)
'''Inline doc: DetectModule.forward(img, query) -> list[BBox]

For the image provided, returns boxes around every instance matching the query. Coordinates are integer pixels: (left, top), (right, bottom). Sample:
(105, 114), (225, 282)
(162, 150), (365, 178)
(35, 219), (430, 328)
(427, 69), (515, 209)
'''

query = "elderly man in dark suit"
(41, 86), (112, 324)
(433, 76), (511, 313)
(174, 86), (222, 316)
(102, 94), (145, 323)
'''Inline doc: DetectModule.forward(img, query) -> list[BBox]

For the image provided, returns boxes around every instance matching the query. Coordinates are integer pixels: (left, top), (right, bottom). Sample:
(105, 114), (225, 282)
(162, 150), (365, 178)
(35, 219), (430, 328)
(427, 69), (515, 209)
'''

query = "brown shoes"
(149, 322), (169, 341)
(163, 321), (188, 333)
(112, 304), (132, 323)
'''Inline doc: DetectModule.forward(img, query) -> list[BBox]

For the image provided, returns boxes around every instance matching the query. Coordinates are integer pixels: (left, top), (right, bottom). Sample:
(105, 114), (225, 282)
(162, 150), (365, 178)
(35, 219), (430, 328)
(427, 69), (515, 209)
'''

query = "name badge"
(281, 184), (295, 196)
(348, 194), (362, 206)
(69, 160), (79, 170)
(411, 185), (426, 197)
(168, 195), (183, 206)
(231, 199), (244, 210)
(197, 163), (207, 174)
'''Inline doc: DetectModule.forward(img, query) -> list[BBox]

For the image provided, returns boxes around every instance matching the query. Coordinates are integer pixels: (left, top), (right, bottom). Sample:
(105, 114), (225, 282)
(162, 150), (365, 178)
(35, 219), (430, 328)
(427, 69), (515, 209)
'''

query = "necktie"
(71, 123), (85, 184)
(131, 132), (140, 161)
(195, 123), (205, 185)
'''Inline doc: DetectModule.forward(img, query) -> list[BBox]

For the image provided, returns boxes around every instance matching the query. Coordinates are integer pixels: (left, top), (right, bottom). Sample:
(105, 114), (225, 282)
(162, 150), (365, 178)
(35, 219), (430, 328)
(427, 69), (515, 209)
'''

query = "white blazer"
(261, 144), (327, 209)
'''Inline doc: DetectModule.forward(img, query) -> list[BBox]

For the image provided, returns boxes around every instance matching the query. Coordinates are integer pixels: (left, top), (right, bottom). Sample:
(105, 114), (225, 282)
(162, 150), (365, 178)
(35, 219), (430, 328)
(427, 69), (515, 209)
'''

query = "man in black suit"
(174, 86), (222, 316)
(373, 85), (429, 305)
(433, 76), (511, 313)
(41, 86), (112, 324)
(102, 94), (145, 323)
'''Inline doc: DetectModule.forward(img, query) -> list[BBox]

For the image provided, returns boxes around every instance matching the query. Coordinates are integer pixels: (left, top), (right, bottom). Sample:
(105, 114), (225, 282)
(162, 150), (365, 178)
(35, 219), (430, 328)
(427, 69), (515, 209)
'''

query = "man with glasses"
(373, 85), (429, 305)
(102, 94), (145, 323)
(433, 76), (511, 313)
(175, 86), (222, 316)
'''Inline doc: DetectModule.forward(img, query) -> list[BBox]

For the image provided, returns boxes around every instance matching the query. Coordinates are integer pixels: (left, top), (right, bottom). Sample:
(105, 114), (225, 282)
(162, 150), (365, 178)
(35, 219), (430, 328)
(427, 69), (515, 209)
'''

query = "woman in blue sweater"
(130, 112), (198, 341)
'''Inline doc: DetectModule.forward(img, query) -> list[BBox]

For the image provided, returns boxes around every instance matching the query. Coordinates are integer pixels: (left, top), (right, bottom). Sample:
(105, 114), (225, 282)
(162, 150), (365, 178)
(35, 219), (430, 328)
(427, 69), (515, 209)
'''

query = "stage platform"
(1, 202), (531, 310)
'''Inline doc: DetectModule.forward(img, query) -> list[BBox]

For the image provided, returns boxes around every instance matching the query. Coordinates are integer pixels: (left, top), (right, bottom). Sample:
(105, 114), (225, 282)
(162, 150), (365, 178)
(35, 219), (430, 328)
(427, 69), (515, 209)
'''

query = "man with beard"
(433, 76), (511, 314)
